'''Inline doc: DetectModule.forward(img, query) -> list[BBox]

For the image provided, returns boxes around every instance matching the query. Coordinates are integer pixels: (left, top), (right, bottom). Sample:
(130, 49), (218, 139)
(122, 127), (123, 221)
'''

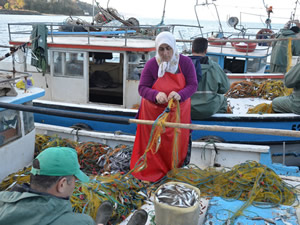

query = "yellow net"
(1, 104), (298, 224)
(225, 80), (292, 100)
(247, 103), (274, 114)
(1, 157), (298, 225)
(256, 80), (293, 100)
(159, 161), (297, 224)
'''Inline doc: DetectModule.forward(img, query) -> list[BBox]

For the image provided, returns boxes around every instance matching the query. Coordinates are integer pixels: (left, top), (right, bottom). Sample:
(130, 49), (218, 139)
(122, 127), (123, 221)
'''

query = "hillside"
(0, 0), (98, 16)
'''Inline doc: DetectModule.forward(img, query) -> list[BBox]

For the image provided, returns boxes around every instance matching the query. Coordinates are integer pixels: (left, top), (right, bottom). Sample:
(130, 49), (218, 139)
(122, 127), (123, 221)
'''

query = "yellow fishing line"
(287, 38), (292, 72)
(130, 99), (181, 173)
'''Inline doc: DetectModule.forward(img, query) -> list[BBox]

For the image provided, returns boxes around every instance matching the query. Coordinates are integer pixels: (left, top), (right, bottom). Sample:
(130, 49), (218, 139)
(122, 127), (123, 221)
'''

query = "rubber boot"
(127, 209), (148, 225)
(95, 201), (113, 225)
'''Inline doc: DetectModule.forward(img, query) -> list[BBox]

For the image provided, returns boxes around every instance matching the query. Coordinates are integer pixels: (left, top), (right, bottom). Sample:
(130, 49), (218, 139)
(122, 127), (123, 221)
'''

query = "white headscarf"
(155, 31), (179, 78)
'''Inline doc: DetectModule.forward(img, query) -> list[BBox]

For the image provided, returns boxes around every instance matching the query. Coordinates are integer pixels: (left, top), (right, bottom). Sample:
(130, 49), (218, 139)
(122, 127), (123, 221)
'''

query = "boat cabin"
(6, 23), (165, 109)
(0, 77), (44, 181)
(206, 39), (272, 74)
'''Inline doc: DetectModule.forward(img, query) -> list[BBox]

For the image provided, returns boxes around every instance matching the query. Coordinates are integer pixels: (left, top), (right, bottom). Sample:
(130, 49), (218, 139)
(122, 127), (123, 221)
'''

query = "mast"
(92, 0), (95, 24)
(159, 0), (167, 25)
(291, 0), (299, 26)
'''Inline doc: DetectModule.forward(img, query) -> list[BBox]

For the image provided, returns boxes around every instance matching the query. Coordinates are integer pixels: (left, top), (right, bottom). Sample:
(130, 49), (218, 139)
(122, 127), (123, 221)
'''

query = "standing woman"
(130, 31), (198, 182)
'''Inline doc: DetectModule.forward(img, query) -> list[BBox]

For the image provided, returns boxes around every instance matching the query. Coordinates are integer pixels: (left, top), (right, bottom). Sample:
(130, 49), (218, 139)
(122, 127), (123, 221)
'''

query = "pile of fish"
(155, 183), (199, 208)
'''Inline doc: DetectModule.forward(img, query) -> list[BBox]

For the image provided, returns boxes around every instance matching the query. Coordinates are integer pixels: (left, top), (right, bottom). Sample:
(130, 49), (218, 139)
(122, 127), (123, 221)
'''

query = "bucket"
(154, 181), (201, 225)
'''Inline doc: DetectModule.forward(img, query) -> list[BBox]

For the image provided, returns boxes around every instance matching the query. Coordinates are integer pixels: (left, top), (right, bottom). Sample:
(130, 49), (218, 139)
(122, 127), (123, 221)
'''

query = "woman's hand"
(168, 91), (181, 101)
(156, 92), (168, 104)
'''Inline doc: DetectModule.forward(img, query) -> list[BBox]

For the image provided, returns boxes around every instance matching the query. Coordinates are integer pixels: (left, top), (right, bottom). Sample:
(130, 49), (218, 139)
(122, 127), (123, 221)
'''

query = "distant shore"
(0, 9), (42, 15)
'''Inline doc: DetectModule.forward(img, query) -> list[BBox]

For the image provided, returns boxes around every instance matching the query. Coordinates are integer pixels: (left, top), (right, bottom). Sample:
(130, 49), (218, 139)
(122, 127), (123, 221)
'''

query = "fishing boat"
(0, 73), (44, 181)
(0, 0), (300, 170)
(0, 2), (300, 225)
(1, 18), (300, 166)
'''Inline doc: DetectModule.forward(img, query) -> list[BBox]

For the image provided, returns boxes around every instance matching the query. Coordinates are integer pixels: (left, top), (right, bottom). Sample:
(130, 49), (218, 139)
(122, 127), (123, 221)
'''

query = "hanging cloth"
(130, 66), (191, 182)
(31, 24), (48, 74)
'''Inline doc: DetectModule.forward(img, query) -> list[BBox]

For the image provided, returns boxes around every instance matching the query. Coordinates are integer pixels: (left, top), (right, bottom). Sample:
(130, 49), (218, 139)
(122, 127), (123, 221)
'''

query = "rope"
(287, 38), (293, 72)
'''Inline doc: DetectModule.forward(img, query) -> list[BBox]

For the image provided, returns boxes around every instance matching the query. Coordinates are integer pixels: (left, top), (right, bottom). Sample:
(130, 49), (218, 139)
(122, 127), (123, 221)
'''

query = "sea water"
(0, 14), (285, 57)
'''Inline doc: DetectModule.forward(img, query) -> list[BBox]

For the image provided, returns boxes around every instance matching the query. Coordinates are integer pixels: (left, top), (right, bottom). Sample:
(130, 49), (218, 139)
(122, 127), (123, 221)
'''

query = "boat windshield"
(0, 109), (21, 147)
(23, 102), (35, 135)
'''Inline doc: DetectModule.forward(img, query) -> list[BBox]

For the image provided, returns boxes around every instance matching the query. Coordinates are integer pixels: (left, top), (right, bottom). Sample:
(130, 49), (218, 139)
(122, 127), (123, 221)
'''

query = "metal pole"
(1, 103), (300, 138)
(159, 0), (167, 25)
(92, 0), (95, 24)
(0, 102), (130, 125)
(282, 142), (286, 165)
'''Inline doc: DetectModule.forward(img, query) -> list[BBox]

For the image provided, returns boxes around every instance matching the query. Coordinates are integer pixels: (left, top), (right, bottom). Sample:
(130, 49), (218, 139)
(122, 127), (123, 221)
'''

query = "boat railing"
(190, 31), (274, 57)
(0, 69), (32, 81)
(7, 22), (203, 47)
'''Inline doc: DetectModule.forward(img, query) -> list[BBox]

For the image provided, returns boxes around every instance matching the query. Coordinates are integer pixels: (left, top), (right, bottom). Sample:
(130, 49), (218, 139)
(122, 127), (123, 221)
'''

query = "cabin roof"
(10, 36), (156, 52)
(0, 87), (45, 111)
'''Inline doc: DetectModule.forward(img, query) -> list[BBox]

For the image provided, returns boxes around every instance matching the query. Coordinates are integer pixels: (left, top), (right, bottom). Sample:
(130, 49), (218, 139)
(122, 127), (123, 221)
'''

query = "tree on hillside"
(4, 0), (25, 9)
(16, 0), (24, 8)
(1, 0), (95, 15)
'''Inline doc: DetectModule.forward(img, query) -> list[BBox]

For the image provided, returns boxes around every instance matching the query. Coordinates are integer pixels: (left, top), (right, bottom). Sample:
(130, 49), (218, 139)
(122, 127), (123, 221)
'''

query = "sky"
(81, 0), (300, 25)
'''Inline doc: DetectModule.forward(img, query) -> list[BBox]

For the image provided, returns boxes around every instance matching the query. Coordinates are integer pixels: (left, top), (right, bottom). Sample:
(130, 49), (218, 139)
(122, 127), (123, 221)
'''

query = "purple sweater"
(138, 54), (198, 102)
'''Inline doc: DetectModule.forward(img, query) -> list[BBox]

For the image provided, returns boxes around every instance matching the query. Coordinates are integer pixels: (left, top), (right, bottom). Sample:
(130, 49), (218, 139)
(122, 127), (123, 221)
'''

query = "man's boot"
(127, 209), (148, 225)
(95, 201), (113, 225)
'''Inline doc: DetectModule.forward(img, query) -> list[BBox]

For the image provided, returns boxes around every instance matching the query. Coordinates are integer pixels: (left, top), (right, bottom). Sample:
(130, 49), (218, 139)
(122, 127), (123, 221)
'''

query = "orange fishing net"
(130, 99), (181, 172)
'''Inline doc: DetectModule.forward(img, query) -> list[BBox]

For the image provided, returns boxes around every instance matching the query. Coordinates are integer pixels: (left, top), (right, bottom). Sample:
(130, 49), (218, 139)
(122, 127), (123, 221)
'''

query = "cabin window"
(224, 56), (245, 73)
(247, 58), (267, 73)
(23, 102), (34, 135)
(53, 51), (84, 77)
(127, 53), (147, 80)
(0, 109), (21, 147)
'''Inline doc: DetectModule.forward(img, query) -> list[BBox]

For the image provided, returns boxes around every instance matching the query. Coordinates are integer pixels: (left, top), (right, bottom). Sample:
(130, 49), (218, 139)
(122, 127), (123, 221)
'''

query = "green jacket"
(285, 63), (300, 113)
(0, 185), (95, 225)
(270, 29), (300, 73)
(191, 59), (230, 119)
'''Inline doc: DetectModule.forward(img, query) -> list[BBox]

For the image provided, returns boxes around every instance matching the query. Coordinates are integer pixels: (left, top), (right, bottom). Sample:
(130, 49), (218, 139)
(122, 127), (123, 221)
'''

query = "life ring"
(256, 28), (275, 46)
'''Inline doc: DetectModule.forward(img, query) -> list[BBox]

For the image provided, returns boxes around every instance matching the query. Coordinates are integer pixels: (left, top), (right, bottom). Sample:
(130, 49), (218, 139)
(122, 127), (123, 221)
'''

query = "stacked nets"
(161, 161), (296, 206)
(225, 80), (293, 100)
(35, 135), (133, 175)
(1, 156), (298, 224)
(0, 170), (148, 224)
(225, 80), (293, 114)
(225, 80), (259, 98)
(256, 80), (293, 100)
(71, 173), (147, 224)
(247, 103), (274, 114)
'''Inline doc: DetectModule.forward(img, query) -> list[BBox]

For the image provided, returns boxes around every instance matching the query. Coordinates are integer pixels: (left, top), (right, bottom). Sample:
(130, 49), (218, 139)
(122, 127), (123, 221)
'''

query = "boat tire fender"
(70, 123), (93, 131)
(196, 135), (225, 143)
